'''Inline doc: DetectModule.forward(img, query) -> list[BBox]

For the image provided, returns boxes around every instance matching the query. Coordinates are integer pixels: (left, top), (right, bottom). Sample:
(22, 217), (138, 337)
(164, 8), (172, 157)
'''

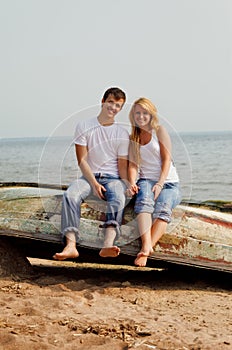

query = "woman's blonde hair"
(129, 97), (159, 165)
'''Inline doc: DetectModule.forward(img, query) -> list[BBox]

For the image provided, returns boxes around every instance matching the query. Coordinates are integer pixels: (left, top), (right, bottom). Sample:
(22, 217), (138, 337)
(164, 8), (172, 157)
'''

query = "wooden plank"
(0, 185), (232, 272)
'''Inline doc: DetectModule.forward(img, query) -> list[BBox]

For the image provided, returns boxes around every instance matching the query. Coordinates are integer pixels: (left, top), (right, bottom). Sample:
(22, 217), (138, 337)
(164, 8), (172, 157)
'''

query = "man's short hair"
(102, 87), (126, 103)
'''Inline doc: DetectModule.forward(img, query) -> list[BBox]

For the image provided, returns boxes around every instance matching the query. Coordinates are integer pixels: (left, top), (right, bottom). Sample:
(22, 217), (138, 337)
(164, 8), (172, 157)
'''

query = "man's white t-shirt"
(74, 117), (129, 177)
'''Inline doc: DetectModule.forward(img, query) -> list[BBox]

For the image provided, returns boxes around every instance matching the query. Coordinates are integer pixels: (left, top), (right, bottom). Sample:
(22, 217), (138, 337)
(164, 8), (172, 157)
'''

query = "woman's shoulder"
(155, 125), (172, 150)
(156, 124), (167, 133)
(155, 125), (169, 139)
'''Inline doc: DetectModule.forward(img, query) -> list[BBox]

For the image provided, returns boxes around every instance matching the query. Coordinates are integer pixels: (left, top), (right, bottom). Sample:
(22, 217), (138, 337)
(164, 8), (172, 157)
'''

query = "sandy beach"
(0, 257), (231, 350)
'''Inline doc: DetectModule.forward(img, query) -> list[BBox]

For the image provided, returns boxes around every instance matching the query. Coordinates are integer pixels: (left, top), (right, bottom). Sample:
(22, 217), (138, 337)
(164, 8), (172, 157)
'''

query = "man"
(53, 87), (129, 260)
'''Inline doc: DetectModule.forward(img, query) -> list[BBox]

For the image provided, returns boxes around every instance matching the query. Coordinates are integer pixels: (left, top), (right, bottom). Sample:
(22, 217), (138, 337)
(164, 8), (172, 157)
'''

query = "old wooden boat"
(0, 182), (232, 272)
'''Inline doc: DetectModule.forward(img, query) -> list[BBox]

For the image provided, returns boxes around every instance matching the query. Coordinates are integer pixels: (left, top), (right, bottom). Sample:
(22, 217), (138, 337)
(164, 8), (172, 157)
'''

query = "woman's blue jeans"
(134, 179), (181, 223)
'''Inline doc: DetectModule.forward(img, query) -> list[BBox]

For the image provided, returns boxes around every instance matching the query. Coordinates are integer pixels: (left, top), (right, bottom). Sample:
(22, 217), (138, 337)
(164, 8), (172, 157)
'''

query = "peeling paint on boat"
(0, 185), (231, 272)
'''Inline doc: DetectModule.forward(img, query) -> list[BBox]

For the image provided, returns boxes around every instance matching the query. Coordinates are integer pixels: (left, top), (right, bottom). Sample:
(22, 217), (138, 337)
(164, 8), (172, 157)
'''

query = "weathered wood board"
(0, 185), (232, 272)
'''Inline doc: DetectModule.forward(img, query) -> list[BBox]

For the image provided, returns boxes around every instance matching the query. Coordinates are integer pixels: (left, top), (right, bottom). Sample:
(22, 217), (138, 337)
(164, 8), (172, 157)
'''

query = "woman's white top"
(139, 131), (179, 183)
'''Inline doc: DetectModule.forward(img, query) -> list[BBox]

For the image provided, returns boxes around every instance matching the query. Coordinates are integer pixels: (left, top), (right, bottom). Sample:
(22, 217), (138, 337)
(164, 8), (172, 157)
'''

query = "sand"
(0, 258), (231, 350)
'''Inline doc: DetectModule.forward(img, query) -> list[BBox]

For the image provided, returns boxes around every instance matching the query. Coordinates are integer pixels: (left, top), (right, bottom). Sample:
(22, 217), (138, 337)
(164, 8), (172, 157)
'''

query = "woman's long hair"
(129, 97), (159, 166)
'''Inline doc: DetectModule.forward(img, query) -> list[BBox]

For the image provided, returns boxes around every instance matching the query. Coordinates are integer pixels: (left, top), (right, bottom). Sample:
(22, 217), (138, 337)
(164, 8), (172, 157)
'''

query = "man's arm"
(117, 156), (128, 184)
(127, 141), (139, 196)
(75, 144), (106, 199)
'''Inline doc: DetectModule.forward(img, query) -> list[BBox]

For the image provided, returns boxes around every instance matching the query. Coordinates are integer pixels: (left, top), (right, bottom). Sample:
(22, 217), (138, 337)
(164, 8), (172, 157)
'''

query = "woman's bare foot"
(99, 246), (120, 258)
(134, 252), (148, 267)
(53, 245), (79, 261)
(134, 249), (153, 267)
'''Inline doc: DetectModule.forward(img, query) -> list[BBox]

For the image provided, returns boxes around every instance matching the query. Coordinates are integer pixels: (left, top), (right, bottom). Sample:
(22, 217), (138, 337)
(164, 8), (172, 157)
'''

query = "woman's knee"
(152, 201), (172, 223)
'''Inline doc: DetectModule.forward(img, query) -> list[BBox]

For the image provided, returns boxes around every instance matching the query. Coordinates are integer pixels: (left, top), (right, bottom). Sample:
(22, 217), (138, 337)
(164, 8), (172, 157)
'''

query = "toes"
(99, 246), (120, 258)
(134, 252), (149, 267)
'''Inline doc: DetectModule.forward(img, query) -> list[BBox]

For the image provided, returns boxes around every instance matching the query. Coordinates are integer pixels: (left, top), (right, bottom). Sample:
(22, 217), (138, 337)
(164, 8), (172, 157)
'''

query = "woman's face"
(134, 104), (151, 128)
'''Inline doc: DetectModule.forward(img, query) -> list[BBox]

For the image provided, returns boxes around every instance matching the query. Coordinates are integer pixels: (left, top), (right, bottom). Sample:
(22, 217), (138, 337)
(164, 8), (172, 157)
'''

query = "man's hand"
(92, 182), (107, 200)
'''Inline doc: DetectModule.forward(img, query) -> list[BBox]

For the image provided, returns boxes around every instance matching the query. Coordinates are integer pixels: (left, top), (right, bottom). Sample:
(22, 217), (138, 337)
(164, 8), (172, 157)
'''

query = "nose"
(108, 103), (118, 113)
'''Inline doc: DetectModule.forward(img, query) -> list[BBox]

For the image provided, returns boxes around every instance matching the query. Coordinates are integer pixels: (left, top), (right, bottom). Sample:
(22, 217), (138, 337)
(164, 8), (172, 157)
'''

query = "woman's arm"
(153, 125), (172, 199)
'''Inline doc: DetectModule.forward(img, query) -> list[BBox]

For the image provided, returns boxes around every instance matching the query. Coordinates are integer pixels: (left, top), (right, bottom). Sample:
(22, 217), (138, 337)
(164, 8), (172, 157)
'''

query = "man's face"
(102, 94), (124, 118)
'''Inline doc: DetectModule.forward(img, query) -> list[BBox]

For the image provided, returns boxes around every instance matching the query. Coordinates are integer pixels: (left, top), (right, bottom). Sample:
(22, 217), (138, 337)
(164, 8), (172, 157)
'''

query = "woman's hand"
(126, 184), (139, 197)
(152, 182), (163, 200)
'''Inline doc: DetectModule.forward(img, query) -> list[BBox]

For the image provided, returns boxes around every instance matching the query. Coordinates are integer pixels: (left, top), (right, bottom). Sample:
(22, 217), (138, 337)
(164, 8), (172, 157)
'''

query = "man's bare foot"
(134, 249), (153, 267)
(99, 246), (120, 258)
(53, 245), (79, 261)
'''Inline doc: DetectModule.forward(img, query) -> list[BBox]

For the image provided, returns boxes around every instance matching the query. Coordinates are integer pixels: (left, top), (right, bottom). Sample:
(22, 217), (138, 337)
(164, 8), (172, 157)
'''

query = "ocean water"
(1, 131), (232, 202)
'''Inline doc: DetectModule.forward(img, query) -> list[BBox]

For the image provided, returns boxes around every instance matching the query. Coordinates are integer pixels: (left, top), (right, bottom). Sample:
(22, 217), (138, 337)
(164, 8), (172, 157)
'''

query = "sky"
(1, 0), (232, 138)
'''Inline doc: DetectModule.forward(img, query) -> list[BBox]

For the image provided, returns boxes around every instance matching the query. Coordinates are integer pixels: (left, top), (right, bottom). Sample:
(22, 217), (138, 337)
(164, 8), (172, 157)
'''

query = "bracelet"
(156, 182), (163, 189)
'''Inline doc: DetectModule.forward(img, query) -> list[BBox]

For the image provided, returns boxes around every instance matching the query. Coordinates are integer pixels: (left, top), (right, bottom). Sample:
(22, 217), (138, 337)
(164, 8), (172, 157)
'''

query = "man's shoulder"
(75, 117), (98, 132)
(114, 123), (129, 136)
(74, 117), (98, 142)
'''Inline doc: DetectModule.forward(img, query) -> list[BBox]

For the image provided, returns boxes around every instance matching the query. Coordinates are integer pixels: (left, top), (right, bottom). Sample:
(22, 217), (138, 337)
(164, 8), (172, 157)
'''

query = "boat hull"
(0, 184), (232, 272)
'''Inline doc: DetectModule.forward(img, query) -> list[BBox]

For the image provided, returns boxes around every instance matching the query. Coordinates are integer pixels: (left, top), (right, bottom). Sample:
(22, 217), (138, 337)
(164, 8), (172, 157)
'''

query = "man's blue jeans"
(61, 174), (127, 241)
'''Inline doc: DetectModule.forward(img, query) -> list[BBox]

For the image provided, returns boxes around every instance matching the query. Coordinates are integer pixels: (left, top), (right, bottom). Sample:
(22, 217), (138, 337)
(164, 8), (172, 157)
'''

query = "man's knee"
(105, 182), (126, 204)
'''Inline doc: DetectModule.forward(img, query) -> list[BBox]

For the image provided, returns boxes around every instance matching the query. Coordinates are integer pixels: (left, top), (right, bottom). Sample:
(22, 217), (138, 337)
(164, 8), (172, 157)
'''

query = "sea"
(1, 131), (232, 203)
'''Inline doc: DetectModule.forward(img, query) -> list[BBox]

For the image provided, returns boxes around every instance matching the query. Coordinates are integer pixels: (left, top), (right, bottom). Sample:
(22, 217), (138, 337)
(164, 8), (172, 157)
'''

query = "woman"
(127, 97), (181, 267)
